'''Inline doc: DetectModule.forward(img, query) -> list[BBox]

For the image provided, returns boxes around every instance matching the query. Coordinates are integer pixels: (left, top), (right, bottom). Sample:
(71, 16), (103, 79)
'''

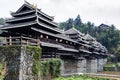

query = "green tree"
(0, 18), (5, 25)
(66, 18), (74, 30)
(74, 14), (82, 27)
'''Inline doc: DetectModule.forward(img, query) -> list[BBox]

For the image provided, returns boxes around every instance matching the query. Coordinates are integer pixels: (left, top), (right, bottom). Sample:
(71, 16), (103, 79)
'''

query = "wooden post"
(20, 36), (22, 46)
(26, 40), (28, 45)
(5, 37), (7, 45)
(37, 39), (40, 46)
(9, 36), (12, 45)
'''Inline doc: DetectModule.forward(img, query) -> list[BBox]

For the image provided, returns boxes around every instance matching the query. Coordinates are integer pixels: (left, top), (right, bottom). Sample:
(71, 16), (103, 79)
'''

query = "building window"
(60, 39), (62, 42)
(56, 39), (58, 41)
(46, 35), (48, 39)
(40, 35), (43, 38)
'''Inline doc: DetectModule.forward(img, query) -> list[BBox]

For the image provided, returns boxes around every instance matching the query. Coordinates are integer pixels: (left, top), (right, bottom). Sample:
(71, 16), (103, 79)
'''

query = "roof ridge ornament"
(35, 4), (37, 8)
(24, 0), (36, 8)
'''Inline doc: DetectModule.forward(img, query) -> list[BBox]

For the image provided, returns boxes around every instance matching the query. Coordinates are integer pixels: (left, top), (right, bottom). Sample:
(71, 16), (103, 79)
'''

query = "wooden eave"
(37, 15), (58, 27)
(0, 21), (37, 30)
(93, 52), (100, 55)
(40, 39), (78, 53)
(31, 27), (78, 44)
(16, 3), (35, 13)
(6, 14), (36, 23)
(100, 53), (107, 56)
(1, 20), (61, 35)
(11, 10), (36, 17)
(37, 20), (61, 33)
(37, 9), (54, 21)
(79, 49), (92, 54)
(78, 38), (89, 44)
(64, 28), (84, 36)
(58, 47), (79, 52)
(69, 35), (79, 38)
(56, 53), (74, 56)
(82, 43), (92, 48)
(10, 10), (55, 28)
(40, 41), (63, 49)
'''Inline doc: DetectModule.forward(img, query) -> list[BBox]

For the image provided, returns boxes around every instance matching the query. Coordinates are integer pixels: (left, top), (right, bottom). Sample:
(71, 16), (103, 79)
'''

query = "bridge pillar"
(61, 59), (78, 75)
(77, 59), (87, 73)
(86, 59), (97, 73)
(0, 46), (41, 80)
(91, 59), (97, 73)
(97, 58), (107, 72)
(19, 46), (34, 80)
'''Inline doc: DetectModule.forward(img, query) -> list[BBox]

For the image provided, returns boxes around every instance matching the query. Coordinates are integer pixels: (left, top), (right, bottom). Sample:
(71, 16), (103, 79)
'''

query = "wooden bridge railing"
(0, 36), (40, 46)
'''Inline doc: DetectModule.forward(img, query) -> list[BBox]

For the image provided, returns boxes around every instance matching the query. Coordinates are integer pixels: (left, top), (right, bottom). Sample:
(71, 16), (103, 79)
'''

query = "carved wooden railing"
(0, 36), (40, 46)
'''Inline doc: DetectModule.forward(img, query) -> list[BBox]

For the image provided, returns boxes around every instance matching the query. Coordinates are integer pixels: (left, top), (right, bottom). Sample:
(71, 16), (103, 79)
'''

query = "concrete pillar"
(103, 58), (107, 65)
(91, 59), (97, 73)
(86, 59), (97, 73)
(61, 59), (77, 74)
(86, 59), (91, 73)
(97, 58), (104, 72)
(77, 59), (87, 73)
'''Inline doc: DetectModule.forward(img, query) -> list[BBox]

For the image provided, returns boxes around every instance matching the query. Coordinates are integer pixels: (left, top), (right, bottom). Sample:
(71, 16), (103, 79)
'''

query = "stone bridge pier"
(61, 57), (107, 75)
(0, 46), (41, 80)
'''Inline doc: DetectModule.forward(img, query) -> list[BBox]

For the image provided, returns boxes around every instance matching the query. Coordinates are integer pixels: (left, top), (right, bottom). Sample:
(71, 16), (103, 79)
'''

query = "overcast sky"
(0, 0), (120, 29)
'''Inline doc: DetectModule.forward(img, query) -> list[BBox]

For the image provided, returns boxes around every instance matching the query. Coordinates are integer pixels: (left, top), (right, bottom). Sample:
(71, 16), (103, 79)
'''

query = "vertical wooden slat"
(9, 36), (12, 45)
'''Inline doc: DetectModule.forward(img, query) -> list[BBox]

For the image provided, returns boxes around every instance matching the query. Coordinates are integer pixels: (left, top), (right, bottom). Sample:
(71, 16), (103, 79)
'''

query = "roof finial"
(24, 0), (36, 8)
(24, 0), (27, 4)
(35, 4), (37, 8)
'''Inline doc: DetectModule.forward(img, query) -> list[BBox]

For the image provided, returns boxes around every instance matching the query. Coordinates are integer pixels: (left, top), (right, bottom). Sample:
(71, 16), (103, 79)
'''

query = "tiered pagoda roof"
(84, 33), (108, 55)
(1, 1), (61, 34)
(11, 1), (54, 20)
(64, 28), (84, 36)
(64, 28), (89, 44)
(65, 28), (108, 56)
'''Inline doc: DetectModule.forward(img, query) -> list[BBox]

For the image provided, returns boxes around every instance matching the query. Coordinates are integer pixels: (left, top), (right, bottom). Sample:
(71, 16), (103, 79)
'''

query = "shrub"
(54, 75), (110, 80)
(0, 63), (4, 80)
(26, 46), (42, 79)
(41, 59), (62, 80)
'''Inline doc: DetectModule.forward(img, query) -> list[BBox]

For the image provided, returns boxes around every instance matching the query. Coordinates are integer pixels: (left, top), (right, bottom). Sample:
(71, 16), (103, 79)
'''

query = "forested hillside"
(59, 15), (120, 62)
(0, 18), (5, 25)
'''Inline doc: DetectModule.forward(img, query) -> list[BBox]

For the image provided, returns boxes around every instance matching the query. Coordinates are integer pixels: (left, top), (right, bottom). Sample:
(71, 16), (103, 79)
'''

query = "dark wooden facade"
(0, 1), (108, 60)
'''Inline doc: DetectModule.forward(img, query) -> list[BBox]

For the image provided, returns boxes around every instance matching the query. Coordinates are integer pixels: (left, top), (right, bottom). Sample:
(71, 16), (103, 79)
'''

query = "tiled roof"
(64, 28), (84, 36)
(84, 34), (96, 41)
